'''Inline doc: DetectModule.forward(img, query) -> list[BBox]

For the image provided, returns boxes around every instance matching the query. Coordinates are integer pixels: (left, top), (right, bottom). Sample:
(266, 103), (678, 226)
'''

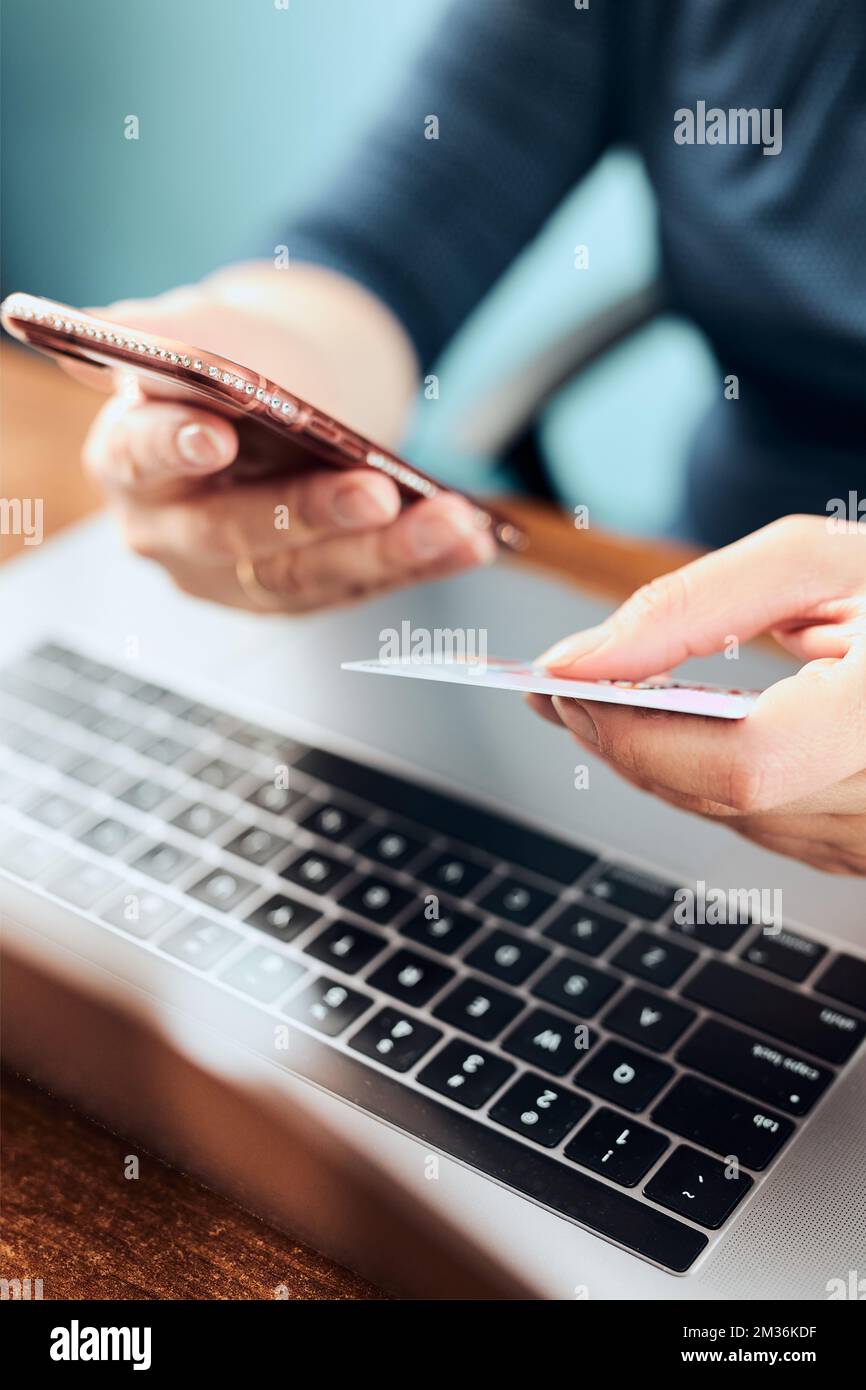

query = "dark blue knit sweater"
(286, 0), (865, 545)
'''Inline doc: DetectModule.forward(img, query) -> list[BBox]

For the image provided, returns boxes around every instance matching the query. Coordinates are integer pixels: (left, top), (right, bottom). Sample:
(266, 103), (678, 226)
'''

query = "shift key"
(683, 960), (865, 1065)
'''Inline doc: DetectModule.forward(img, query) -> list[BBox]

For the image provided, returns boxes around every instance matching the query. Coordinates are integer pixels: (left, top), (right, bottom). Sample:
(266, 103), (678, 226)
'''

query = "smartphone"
(1, 291), (525, 551)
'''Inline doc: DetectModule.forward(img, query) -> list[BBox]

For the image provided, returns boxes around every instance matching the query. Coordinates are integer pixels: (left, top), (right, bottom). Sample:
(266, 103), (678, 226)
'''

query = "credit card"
(341, 658), (761, 719)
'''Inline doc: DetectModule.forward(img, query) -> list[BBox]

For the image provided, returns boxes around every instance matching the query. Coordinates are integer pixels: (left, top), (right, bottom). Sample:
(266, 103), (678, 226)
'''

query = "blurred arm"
(283, 0), (616, 368)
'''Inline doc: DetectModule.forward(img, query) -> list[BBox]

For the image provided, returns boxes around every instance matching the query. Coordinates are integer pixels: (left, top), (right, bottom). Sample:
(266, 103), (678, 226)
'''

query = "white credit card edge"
(340, 660), (760, 719)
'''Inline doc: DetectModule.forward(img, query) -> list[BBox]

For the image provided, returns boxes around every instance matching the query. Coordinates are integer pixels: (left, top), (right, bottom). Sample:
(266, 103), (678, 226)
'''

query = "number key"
(465, 928), (548, 985)
(489, 1073), (589, 1147)
(417, 1040), (514, 1109)
(565, 1108), (668, 1187)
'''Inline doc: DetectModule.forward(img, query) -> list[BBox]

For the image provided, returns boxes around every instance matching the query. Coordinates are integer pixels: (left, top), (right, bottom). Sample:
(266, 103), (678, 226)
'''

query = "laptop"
(1, 513), (864, 1300)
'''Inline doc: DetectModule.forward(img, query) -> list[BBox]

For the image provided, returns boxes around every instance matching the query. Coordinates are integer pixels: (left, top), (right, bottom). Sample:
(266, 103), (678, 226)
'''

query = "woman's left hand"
(529, 515), (866, 875)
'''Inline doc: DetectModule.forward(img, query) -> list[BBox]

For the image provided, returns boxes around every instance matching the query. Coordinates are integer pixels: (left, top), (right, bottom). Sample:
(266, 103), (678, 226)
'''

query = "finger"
(726, 825), (866, 876)
(245, 492), (496, 607)
(772, 600), (866, 661)
(583, 748), (866, 819)
(538, 516), (866, 680)
(524, 693), (563, 727)
(84, 395), (237, 495)
(156, 491), (495, 612)
(551, 639), (866, 812)
(123, 467), (403, 564)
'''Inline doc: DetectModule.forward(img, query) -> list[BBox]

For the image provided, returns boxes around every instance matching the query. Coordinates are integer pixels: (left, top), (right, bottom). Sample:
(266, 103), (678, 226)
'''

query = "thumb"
(538, 516), (858, 679)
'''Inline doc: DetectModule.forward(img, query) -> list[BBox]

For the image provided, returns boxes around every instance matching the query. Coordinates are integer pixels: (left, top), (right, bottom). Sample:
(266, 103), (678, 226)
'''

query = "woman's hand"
(530, 515), (866, 875)
(72, 262), (495, 613)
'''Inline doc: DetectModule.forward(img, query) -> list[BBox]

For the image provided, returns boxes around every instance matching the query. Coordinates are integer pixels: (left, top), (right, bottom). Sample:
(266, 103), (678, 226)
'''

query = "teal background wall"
(2, 0), (716, 535)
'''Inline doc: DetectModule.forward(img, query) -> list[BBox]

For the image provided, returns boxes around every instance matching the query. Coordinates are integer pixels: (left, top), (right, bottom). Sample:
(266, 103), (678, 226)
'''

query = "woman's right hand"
(75, 262), (495, 612)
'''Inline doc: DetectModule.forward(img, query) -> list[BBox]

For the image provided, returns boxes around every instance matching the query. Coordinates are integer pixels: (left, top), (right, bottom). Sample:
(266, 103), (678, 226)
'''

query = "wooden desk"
(0, 345), (697, 1300)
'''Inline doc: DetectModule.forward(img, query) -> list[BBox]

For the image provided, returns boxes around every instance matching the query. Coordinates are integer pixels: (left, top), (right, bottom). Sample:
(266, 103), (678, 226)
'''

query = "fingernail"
(177, 423), (225, 469)
(554, 697), (599, 745)
(332, 483), (395, 527)
(410, 507), (476, 561)
(539, 624), (610, 668)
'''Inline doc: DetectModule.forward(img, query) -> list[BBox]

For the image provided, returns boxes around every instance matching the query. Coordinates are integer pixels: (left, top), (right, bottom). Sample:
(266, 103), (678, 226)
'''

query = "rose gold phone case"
(1, 292), (525, 550)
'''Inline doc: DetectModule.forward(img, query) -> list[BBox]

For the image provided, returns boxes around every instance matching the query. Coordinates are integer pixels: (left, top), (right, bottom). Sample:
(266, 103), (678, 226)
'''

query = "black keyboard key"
(417, 1040), (514, 1109)
(25, 791), (84, 829)
(246, 781), (302, 816)
(78, 817), (139, 856)
(246, 893), (320, 942)
(294, 747), (594, 884)
(230, 723), (304, 762)
(465, 929), (548, 985)
(677, 1019), (831, 1117)
(565, 1108), (668, 1187)
(544, 902), (627, 958)
(66, 703), (107, 732)
(478, 875), (554, 927)
(683, 959), (865, 1064)
(188, 867), (257, 913)
(603, 988), (696, 1053)
(503, 1009), (596, 1076)
(220, 947), (306, 1003)
(65, 754), (117, 789)
(418, 848), (490, 897)
(401, 904), (482, 955)
(357, 826), (424, 870)
(171, 802), (229, 839)
(131, 841), (195, 884)
(489, 1073), (589, 1148)
(161, 916), (241, 969)
(611, 930), (696, 987)
(118, 777), (171, 813)
(88, 711), (138, 742)
(0, 720), (32, 754)
(32, 642), (76, 667)
(46, 856), (122, 908)
(433, 976), (523, 1041)
(284, 976), (371, 1037)
(1, 674), (81, 717)
(304, 920), (386, 974)
(368, 949), (454, 1007)
(101, 887), (180, 937)
(192, 756), (245, 791)
(815, 953), (866, 1014)
(142, 735), (189, 766)
(587, 865), (676, 921)
(153, 689), (195, 719)
(300, 801), (363, 843)
(652, 1075), (793, 1170)
(338, 875), (414, 925)
(576, 1041), (673, 1113)
(130, 680), (166, 706)
(282, 849), (351, 896)
(224, 824), (292, 867)
(669, 913), (751, 951)
(104, 669), (143, 696)
(532, 958), (620, 1018)
(350, 1008), (442, 1072)
(741, 927), (826, 983)
(181, 700), (222, 728)
(644, 1145), (752, 1229)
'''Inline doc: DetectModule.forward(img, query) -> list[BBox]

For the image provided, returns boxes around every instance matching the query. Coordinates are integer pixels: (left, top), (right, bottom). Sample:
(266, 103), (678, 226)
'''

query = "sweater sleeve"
(284, 0), (616, 367)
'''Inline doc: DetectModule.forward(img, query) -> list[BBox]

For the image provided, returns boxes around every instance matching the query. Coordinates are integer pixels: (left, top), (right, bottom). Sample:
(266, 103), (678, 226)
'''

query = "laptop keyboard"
(1, 641), (865, 1273)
